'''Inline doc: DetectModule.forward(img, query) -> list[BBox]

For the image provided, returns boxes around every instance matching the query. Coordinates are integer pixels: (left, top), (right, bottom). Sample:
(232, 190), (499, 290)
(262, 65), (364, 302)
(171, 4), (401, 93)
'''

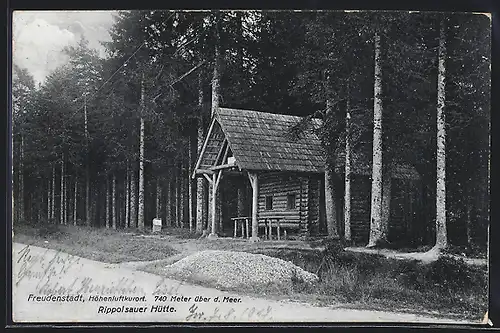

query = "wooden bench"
(232, 217), (302, 240)
(259, 218), (301, 240)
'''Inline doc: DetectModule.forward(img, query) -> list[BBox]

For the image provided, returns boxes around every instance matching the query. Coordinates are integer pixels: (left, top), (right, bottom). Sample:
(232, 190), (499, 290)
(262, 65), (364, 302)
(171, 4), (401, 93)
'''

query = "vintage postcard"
(10, 9), (490, 324)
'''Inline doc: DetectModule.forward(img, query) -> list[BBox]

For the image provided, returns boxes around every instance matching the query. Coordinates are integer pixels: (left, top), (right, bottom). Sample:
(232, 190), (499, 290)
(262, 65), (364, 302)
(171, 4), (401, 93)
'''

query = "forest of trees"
(11, 10), (490, 252)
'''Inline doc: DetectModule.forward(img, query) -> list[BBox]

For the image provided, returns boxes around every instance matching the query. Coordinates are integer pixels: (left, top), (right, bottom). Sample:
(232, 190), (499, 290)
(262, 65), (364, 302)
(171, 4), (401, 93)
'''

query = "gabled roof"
(195, 108), (326, 174)
(193, 107), (420, 180)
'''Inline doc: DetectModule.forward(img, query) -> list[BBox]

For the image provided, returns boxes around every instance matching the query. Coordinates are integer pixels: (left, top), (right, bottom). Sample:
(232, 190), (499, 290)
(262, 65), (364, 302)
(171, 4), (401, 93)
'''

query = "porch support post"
(208, 170), (222, 239)
(247, 171), (260, 242)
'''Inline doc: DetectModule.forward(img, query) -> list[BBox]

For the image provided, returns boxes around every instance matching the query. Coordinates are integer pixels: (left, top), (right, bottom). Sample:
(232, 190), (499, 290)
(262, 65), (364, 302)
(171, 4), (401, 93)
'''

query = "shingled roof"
(198, 108), (326, 173)
(194, 107), (420, 180)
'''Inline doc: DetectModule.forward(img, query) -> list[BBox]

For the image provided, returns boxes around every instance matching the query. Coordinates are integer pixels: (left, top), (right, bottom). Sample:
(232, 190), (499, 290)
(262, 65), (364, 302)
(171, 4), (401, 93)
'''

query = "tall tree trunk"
(344, 83), (352, 242)
(138, 74), (146, 231)
(158, 180), (162, 221)
(156, 178), (161, 218)
(324, 100), (339, 238)
(207, 180), (213, 233)
(381, 174), (391, 237)
(130, 165), (137, 228)
(236, 11), (244, 72)
(196, 73), (207, 232)
(47, 174), (51, 221)
(60, 155), (65, 225)
(119, 179), (124, 229)
(85, 164), (90, 226)
(73, 176), (78, 225)
(112, 173), (117, 229)
(125, 162), (130, 228)
(212, 12), (221, 117)
(90, 180), (97, 227)
(179, 162), (185, 228)
(188, 135), (195, 232)
(65, 172), (69, 225)
(368, 32), (386, 247)
(466, 195), (473, 248)
(37, 185), (42, 224)
(84, 96), (90, 227)
(63, 169), (68, 225)
(434, 18), (448, 251)
(51, 165), (55, 221)
(217, 186), (223, 233)
(166, 177), (172, 227)
(106, 175), (110, 228)
(172, 174), (180, 228)
(207, 12), (222, 234)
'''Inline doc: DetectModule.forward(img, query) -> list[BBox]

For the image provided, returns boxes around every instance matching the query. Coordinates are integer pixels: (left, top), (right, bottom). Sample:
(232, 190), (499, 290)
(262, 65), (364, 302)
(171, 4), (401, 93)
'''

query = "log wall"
(258, 172), (312, 235)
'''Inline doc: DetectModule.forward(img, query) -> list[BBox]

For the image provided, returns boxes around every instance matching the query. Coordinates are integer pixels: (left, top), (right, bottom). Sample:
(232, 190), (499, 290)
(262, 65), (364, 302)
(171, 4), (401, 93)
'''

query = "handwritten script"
(15, 245), (146, 296)
(185, 303), (273, 322)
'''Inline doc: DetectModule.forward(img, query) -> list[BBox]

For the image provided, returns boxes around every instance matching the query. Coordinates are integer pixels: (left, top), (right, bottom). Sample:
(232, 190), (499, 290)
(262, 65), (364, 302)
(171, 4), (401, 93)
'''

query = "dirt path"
(117, 234), (324, 270)
(345, 247), (487, 266)
(12, 243), (473, 324)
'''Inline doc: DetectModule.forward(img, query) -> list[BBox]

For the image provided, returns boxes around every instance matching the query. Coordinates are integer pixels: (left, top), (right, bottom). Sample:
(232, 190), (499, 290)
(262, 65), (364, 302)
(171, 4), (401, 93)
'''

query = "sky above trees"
(12, 11), (114, 85)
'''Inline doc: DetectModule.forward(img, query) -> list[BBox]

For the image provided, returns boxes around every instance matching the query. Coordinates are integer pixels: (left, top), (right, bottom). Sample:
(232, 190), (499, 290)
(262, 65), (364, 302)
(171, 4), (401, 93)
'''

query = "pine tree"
(433, 18), (448, 251)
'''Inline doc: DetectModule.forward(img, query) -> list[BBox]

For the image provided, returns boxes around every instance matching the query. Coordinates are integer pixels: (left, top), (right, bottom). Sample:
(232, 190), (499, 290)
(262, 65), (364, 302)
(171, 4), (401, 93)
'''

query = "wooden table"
(231, 217), (250, 239)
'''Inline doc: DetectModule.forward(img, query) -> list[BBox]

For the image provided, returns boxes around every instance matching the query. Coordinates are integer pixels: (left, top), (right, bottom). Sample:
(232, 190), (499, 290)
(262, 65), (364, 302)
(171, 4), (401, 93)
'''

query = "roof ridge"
(217, 107), (315, 121)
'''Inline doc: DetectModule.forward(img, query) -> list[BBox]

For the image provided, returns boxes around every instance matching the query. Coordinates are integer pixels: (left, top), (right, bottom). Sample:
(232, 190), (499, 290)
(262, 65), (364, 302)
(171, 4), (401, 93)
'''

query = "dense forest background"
(11, 10), (490, 251)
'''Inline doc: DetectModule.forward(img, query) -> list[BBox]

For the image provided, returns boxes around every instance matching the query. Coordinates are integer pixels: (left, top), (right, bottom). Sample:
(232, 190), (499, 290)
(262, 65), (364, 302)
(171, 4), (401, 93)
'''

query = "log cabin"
(192, 107), (422, 244)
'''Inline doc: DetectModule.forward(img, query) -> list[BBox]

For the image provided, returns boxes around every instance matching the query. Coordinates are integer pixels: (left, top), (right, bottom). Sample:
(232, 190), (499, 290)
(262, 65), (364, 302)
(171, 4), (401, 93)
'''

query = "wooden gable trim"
(214, 139), (228, 166)
(192, 117), (217, 179)
(221, 141), (230, 165)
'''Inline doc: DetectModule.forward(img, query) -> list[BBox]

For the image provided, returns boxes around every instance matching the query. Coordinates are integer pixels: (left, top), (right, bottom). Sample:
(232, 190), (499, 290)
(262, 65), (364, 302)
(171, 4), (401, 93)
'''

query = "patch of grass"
(159, 227), (201, 239)
(253, 240), (488, 321)
(13, 223), (178, 263)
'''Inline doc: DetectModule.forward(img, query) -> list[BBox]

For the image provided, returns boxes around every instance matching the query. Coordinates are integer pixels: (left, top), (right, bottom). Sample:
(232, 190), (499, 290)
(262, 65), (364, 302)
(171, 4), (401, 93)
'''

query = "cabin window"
(287, 194), (296, 209)
(265, 196), (273, 210)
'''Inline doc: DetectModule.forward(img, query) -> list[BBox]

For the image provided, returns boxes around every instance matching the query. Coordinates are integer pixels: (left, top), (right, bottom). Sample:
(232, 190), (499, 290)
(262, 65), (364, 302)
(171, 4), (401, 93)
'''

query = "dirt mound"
(163, 250), (319, 289)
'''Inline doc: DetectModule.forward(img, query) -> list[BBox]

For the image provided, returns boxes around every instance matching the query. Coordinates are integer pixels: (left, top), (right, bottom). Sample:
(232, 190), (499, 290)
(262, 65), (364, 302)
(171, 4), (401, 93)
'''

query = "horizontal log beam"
(209, 163), (237, 171)
(196, 169), (215, 175)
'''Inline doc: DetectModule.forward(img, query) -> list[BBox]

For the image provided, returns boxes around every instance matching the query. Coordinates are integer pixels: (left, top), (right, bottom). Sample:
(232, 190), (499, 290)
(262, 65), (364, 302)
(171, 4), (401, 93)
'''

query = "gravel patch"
(162, 250), (319, 289)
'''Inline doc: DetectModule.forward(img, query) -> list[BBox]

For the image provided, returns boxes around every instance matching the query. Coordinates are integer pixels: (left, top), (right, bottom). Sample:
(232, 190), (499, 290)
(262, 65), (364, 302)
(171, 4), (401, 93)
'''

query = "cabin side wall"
(258, 172), (310, 235)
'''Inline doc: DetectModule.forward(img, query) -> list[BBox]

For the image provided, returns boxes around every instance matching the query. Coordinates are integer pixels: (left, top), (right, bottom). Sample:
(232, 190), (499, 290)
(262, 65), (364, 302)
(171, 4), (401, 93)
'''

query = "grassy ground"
(250, 242), (488, 321)
(13, 223), (178, 263)
(13, 223), (488, 321)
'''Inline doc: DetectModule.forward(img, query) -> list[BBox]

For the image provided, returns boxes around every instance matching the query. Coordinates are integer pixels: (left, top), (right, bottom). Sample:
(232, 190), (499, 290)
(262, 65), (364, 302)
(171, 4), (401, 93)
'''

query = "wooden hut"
(192, 108), (327, 241)
(193, 107), (422, 244)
